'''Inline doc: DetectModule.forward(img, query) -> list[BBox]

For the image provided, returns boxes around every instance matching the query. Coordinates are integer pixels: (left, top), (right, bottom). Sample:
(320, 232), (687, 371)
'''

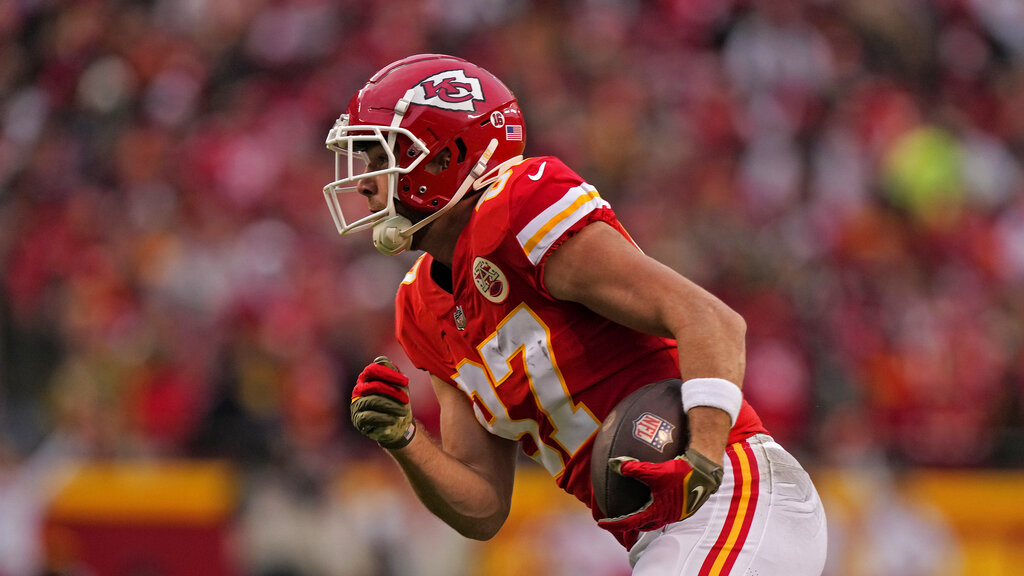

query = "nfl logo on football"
(632, 412), (675, 452)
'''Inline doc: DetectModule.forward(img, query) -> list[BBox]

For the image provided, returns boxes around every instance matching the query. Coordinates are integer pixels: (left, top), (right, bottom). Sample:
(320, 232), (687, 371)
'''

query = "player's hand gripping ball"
(597, 448), (724, 532)
(350, 356), (416, 449)
(591, 379), (724, 531)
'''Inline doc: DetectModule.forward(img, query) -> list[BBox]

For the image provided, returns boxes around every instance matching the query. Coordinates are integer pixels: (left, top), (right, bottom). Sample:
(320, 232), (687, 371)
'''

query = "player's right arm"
(386, 373), (519, 540)
(370, 256), (518, 539)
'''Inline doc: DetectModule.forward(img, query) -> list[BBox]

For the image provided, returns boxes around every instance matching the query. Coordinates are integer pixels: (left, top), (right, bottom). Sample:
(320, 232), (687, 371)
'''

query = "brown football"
(591, 378), (689, 519)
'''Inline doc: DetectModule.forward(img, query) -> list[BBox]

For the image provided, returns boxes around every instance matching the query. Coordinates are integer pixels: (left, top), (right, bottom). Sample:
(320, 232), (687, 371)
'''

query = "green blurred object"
(883, 125), (964, 227)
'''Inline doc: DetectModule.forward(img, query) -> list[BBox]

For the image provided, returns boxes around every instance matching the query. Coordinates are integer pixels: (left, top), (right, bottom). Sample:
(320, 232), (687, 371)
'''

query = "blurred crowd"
(1, 0), (1023, 573)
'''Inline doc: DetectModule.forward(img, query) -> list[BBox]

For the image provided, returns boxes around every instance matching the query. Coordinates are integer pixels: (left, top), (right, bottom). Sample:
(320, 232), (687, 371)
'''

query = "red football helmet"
(324, 54), (526, 254)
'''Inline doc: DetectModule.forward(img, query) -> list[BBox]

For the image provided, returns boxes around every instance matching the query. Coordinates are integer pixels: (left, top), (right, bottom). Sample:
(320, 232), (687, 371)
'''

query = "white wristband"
(681, 378), (742, 426)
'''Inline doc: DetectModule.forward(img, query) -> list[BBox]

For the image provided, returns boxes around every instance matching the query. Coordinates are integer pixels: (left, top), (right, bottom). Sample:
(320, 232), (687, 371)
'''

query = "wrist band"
(681, 378), (742, 426)
(382, 421), (417, 450)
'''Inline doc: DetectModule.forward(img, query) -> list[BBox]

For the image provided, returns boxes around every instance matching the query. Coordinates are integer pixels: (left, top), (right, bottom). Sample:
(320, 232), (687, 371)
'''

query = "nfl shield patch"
(453, 305), (466, 331)
(632, 412), (676, 452)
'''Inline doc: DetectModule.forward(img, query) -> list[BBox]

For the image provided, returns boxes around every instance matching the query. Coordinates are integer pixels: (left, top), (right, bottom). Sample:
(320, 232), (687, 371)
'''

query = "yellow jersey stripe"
(516, 184), (609, 265)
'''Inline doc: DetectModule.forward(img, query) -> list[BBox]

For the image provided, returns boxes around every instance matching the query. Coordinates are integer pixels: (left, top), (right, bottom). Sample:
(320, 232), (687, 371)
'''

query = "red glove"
(350, 357), (416, 449)
(597, 448), (724, 532)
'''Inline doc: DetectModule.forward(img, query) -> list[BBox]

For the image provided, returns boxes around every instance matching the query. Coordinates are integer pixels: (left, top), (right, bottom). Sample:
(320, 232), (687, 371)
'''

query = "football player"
(324, 54), (827, 575)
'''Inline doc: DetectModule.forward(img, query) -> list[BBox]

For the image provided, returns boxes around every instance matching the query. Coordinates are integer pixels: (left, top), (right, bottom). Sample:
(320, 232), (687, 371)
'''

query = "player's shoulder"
(396, 253), (438, 306)
(395, 252), (457, 328)
(470, 156), (609, 261)
(477, 156), (584, 207)
(512, 155), (582, 183)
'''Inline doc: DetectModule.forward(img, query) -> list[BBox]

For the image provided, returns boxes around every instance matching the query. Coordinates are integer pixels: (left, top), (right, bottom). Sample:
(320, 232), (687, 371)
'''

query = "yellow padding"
(47, 461), (237, 525)
(904, 471), (1024, 529)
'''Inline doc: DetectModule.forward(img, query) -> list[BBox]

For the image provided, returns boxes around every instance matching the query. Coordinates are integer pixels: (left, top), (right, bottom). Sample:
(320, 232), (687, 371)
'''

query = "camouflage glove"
(350, 356), (416, 449)
(597, 448), (724, 532)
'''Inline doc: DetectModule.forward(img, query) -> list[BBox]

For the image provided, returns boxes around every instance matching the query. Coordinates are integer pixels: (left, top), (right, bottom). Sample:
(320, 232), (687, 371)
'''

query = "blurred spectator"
(0, 432), (83, 576)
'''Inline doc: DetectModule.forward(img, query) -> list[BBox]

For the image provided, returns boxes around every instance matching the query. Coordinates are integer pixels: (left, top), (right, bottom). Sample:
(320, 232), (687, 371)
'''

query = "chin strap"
(372, 214), (414, 255)
(473, 155), (525, 190)
(370, 89), (419, 256)
(371, 138), (503, 256)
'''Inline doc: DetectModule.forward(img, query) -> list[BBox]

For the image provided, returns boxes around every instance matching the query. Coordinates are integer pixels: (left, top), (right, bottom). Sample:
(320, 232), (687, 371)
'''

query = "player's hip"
(629, 434), (828, 575)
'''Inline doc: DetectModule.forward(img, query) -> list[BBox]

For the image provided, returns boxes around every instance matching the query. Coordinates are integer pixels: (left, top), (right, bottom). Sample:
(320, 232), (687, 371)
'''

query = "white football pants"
(629, 434), (828, 576)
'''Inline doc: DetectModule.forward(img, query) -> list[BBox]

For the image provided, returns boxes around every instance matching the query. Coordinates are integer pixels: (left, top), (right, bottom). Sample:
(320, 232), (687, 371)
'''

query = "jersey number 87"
(453, 304), (600, 476)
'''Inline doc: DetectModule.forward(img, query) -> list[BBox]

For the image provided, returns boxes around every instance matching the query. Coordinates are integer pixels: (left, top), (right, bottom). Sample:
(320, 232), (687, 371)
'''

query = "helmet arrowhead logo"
(413, 70), (484, 112)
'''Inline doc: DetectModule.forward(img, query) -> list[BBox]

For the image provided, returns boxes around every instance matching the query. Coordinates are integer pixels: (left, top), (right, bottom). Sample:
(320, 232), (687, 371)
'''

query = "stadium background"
(1, 0), (1023, 574)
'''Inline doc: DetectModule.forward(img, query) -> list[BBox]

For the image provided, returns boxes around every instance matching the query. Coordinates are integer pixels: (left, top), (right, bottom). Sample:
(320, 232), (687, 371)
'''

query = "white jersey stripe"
(516, 183), (609, 265)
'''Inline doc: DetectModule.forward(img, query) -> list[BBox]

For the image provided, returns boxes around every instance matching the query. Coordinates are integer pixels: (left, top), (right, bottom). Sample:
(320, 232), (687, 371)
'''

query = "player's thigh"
(746, 439), (828, 575)
(631, 436), (827, 576)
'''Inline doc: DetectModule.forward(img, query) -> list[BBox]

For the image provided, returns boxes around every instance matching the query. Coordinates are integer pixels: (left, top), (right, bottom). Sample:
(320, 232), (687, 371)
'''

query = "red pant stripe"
(698, 441), (760, 576)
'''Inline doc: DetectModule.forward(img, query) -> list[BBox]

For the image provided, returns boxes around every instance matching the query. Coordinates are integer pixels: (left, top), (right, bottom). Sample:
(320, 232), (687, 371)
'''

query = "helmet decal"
(412, 69), (485, 112)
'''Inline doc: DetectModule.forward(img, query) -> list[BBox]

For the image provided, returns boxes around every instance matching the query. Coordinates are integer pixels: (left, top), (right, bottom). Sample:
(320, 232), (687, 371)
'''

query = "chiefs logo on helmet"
(413, 70), (485, 112)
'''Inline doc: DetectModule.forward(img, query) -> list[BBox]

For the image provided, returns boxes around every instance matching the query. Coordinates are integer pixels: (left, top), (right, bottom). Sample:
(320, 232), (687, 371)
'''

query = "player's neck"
(419, 195), (476, 267)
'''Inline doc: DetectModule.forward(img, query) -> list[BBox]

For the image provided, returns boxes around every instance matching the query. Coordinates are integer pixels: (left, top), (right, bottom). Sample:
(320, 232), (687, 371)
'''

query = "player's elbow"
(680, 298), (746, 348)
(718, 306), (747, 379)
(440, 496), (511, 540)
(670, 298), (747, 379)
(452, 512), (507, 541)
(460, 526), (500, 541)
(716, 304), (747, 360)
(722, 306), (746, 346)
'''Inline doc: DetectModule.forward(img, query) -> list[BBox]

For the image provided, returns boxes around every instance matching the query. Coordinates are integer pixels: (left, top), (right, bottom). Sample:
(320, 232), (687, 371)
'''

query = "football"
(591, 378), (689, 519)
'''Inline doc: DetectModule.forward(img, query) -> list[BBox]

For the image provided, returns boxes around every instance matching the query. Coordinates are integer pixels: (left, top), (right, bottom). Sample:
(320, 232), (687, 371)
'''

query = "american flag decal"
(505, 124), (523, 141)
(632, 412), (675, 452)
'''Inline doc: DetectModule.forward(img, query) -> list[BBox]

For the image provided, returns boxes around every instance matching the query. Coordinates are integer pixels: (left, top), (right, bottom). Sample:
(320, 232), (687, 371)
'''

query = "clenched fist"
(350, 356), (416, 449)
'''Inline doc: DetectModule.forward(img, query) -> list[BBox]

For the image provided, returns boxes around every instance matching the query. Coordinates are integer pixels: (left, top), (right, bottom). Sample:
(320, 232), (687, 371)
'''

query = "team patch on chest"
(472, 257), (509, 304)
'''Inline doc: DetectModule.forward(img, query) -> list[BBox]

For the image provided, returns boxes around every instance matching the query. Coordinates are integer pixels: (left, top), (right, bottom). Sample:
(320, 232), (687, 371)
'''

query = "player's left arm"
(543, 220), (743, 466)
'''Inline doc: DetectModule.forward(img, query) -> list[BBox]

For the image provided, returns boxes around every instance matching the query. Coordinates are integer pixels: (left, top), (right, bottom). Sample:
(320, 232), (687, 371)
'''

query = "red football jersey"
(394, 156), (767, 547)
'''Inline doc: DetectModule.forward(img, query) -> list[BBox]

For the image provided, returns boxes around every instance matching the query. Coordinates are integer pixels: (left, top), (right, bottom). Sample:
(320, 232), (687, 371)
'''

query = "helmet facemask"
(323, 111), (499, 256)
(323, 111), (430, 239)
